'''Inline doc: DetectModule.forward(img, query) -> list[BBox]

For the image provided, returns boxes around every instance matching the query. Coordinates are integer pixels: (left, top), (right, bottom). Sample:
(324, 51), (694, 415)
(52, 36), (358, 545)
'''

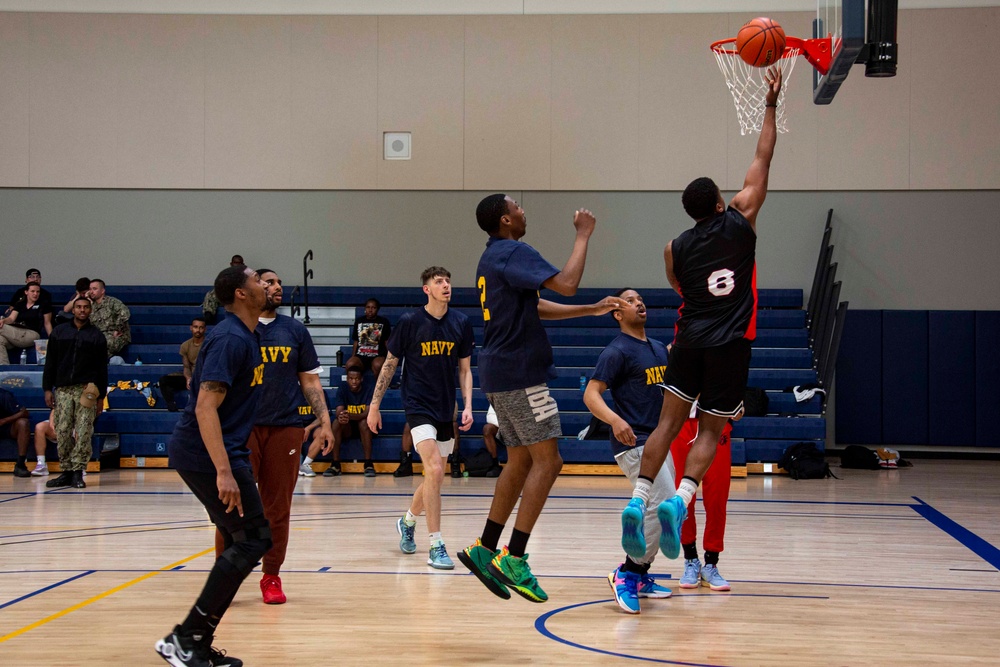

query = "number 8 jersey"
(671, 206), (758, 349)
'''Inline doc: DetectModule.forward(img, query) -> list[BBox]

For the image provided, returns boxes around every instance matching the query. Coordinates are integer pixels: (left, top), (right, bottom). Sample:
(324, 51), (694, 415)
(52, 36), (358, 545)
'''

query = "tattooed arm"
(299, 372), (335, 455)
(195, 380), (242, 516)
(366, 352), (399, 435)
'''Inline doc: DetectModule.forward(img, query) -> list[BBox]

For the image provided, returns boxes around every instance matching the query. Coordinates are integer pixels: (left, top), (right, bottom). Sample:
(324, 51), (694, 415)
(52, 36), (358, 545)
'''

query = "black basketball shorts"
(661, 338), (752, 417)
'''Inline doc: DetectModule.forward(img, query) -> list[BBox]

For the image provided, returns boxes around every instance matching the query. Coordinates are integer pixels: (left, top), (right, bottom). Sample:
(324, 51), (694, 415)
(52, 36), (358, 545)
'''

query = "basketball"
(735, 17), (786, 67)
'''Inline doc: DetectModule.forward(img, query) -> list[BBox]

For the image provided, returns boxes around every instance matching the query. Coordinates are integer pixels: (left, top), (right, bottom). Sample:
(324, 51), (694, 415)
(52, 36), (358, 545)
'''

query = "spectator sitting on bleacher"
(87, 279), (131, 364)
(57, 277), (92, 324)
(347, 298), (391, 380)
(308, 364), (375, 477)
(158, 317), (207, 412)
(9, 269), (53, 312)
(30, 409), (57, 477)
(1, 387), (31, 477)
(1, 282), (52, 364)
(202, 255), (245, 324)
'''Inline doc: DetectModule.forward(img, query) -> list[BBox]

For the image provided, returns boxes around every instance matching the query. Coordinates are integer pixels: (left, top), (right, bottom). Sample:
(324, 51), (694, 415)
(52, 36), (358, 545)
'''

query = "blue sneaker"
(608, 565), (640, 614)
(680, 558), (701, 588)
(700, 564), (730, 591)
(637, 574), (672, 598)
(428, 543), (455, 570)
(621, 498), (647, 560)
(656, 496), (687, 560)
(396, 517), (417, 554)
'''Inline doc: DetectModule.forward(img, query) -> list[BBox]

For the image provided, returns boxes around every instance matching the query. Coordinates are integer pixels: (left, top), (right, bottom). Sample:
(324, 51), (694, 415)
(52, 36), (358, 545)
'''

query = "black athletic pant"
(158, 374), (188, 410)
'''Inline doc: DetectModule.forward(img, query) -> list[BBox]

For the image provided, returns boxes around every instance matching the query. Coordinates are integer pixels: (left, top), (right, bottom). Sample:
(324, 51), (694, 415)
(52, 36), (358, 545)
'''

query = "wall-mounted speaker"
(384, 132), (411, 160)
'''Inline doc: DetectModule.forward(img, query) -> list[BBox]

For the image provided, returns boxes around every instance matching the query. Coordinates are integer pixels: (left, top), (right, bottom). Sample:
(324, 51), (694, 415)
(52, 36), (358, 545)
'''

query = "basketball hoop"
(711, 35), (833, 135)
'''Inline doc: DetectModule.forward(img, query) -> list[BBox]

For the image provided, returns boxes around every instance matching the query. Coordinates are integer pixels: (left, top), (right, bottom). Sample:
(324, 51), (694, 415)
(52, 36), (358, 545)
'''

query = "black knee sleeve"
(221, 517), (272, 576)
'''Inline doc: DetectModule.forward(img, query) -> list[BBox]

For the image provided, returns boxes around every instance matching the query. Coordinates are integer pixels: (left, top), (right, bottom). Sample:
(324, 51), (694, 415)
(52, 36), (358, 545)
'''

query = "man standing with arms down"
(42, 297), (108, 490)
(156, 265), (266, 667)
(620, 69), (782, 563)
(212, 269), (334, 605)
(459, 194), (622, 603)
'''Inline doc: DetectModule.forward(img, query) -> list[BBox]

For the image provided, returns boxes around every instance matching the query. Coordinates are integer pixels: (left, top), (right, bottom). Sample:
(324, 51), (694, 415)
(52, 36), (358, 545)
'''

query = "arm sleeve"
(591, 347), (624, 388)
(458, 317), (475, 358)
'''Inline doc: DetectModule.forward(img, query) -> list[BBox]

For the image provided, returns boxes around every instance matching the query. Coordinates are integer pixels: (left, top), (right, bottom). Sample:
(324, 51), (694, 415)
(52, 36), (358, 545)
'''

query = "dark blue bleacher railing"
(302, 249), (314, 324)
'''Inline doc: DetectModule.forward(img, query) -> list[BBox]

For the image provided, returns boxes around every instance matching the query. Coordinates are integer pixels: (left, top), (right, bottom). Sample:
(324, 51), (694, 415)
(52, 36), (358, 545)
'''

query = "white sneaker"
(298, 462), (316, 477)
(31, 463), (49, 476)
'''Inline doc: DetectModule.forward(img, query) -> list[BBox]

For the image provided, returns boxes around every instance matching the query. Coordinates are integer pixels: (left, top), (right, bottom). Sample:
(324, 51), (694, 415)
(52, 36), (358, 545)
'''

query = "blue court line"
(910, 497), (1000, 570)
(0, 494), (35, 505)
(0, 571), (95, 611)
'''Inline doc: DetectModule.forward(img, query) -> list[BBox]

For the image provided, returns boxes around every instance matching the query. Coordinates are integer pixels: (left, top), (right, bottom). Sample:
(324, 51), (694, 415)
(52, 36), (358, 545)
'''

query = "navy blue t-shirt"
(335, 377), (374, 416)
(253, 315), (322, 427)
(168, 315), (265, 473)
(475, 237), (560, 393)
(386, 307), (474, 423)
(0, 388), (24, 419)
(590, 333), (669, 457)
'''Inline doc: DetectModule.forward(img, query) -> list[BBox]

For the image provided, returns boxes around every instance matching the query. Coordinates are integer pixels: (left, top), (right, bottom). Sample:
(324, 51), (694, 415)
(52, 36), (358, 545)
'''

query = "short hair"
(681, 177), (721, 221)
(25, 268), (40, 278)
(214, 265), (251, 306)
(476, 193), (509, 235)
(610, 287), (636, 321)
(25, 281), (41, 289)
(75, 277), (91, 292)
(365, 298), (381, 310)
(191, 317), (207, 325)
(231, 254), (244, 263)
(73, 296), (92, 306)
(256, 268), (275, 278)
(89, 278), (107, 289)
(346, 365), (364, 376)
(421, 266), (450, 284)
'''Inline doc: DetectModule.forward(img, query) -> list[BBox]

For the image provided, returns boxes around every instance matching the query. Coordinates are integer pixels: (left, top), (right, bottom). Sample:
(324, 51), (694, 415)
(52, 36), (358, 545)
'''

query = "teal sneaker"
(656, 496), (687, 560)
(621, 497), (647, 560)
(488, 547), (548, 603)
(637, 574), (672, 598)
(680, 558), (701, 588)
(608, 565), (640, 614)
(396, 517), (416, 554)
(428, 543), (455, 570)
(457, 539), (511, 600)
(700, 564), (731, 591)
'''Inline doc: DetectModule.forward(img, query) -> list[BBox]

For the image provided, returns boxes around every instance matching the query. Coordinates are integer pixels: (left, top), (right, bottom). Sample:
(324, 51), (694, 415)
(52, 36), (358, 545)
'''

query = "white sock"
(676, 477), (698, 506)
(37, 456), (46, 464)
(429, 531), (443, 547)
(303, 456), (314, 465)
(632, 479), (652, 504)
(404, 510), (417, 526)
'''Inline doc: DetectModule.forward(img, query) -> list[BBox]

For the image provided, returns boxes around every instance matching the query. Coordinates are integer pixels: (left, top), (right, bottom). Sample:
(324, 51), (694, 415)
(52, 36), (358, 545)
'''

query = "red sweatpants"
(215, 425), (303, 575)
(670, 418), (732, 554)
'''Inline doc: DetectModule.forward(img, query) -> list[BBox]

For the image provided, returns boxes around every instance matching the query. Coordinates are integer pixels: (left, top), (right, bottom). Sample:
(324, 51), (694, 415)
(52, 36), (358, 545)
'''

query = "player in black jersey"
(620, 67), (783, 564)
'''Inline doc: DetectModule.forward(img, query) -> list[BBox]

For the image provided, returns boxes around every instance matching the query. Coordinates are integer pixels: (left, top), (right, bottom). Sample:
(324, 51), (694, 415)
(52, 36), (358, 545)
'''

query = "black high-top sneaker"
(392, 451), (413, 478)
(45, 470), (74, 488)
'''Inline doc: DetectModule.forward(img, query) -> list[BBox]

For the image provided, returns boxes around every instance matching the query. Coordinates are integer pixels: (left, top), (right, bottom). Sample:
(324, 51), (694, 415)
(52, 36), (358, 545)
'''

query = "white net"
(713, 45), (800, 136)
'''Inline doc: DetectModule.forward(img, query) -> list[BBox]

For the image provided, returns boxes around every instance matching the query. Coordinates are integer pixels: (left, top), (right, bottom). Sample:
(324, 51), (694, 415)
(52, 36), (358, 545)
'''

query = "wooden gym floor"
(1, 460), (999, 666)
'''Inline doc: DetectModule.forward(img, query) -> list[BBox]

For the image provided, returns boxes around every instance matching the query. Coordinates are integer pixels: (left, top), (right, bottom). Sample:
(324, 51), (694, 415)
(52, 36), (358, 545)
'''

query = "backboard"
(813, 0), (867, 104)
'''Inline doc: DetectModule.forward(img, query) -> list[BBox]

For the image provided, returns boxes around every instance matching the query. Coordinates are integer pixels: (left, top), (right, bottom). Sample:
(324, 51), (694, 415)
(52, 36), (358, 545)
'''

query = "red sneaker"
(260, 574), (287, 604)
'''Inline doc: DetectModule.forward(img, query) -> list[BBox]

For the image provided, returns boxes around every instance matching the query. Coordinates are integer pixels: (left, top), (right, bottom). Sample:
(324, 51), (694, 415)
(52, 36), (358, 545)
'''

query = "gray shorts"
(486, 384), (562, 448)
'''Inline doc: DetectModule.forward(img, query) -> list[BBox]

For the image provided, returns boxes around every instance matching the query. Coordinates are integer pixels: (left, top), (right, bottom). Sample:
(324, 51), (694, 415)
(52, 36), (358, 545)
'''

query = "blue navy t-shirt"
(253, 315), (322, 427)
(590, 333), (669, 457)
(386, 307), (474, 423)
(335, 377), (374, 417)
(475, 237), (560, 393)
(168, 315), (265, 473)
(0, 388), (24, 419)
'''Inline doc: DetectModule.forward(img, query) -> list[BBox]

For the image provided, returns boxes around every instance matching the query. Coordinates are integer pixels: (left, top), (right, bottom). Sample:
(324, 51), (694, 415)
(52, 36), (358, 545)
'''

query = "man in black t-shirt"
(8, 268), (53, 312)
(346, 298), (392, 379)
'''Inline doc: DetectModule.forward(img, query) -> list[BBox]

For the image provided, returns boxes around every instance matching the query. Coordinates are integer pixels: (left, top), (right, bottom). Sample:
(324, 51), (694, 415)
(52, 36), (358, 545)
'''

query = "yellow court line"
(0, 547), (214, 644)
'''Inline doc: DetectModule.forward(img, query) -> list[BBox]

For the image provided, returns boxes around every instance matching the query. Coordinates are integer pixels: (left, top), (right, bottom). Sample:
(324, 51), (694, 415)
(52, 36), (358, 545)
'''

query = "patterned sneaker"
(396, 517), (417, 554)
(700, 564), (731, 591)
(621, 497), (647, 560)
(488, 547), (548, 603)
(298, 462), (315, 478)
(680, 558), (702, 589)
(154, 626), (211, 667)
(457, 539), (511, 600)
(656, 496), (688, 560)
(608, 565), (641, 614)
(260, 574), (286, 604)
(204, 644), (243, 667)
(428, 543), (455, 570)
(323, 462), (341, 477)
(31, 462), (49, 476)
(637, 574), (672, 598)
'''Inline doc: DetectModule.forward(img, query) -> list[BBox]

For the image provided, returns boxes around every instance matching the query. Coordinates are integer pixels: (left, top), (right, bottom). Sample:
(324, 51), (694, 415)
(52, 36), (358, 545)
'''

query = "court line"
(0, 494), (36, 505)
(0, 571), (95, 611)
(910, 497), (1000, 570)
(0, 547), (213, 644)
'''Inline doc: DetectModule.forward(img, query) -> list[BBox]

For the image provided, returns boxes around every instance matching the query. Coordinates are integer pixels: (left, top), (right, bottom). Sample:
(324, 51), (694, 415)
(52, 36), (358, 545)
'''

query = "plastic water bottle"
(579, 374), (586, 393)
(20, 350), (27, 365)
(134, 355), (143, 366)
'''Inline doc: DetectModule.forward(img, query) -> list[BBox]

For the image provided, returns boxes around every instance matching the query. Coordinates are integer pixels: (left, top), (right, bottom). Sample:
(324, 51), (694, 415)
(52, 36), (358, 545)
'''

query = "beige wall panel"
(290, 16), (378, 189)
(816, 11), (911, 190)
(910, 7), (1000, 189)
(204, 16), (292, 189)
(116, 15), (205, 189)
(638, 14), (730, 191)
(464, 15), (551, 191)
(377, 16), (465, 190)
(550, 15), (641, 190)
(725, 11), (819, 192)
(0, 14), (30, 187)
(29, 13), (120, 188)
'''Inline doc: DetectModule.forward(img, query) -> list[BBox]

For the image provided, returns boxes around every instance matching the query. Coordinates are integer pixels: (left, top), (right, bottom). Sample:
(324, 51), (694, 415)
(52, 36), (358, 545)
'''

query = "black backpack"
(743, 387), (769, 417)
(779, 442), (835, 480)
(840, 444), (882, 470)
(464, 449), (496, 477)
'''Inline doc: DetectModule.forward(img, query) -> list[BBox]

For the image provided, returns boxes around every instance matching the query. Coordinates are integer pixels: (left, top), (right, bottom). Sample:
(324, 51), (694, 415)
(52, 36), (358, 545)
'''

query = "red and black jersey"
(671, 207), (758, 348)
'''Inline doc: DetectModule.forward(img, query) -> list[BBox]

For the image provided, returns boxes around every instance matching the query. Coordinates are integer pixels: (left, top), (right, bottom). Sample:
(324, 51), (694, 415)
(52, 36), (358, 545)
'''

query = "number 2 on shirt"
(477, 276), (491, 322)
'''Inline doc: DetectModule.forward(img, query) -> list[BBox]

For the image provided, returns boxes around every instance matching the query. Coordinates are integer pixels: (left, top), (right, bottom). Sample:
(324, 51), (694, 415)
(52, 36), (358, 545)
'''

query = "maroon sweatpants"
(670, 418), (733, 554)
(215, 425), (304, 575)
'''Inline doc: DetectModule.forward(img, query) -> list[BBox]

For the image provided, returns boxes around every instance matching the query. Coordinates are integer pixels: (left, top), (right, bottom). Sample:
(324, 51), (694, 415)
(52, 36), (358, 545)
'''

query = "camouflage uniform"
(53, 385), (97, 472)
(91, 295), (131, 357)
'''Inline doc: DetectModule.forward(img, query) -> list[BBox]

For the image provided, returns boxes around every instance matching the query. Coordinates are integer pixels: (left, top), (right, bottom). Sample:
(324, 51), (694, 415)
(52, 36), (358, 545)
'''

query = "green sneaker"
(487, 547), (548, 603)
(457, 539), (511, 600)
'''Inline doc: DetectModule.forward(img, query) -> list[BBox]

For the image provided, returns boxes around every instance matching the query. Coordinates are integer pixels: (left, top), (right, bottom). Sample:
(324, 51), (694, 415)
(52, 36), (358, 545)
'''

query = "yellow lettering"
(251, 364), (265, 387)
(280, 347), (291, 363)
(260, 347), (268, 364)
(446, 342), (455, 355)
(645, 368), (655, 385)
(421, 342), (431, 356)
(299, 406), (313, 415)
(477, 276), (491, 322)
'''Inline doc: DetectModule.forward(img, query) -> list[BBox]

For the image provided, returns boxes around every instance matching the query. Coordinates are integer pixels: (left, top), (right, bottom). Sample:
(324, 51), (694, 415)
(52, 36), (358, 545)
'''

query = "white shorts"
(411, 423), (454, 458)
(486, 404), (498, 427)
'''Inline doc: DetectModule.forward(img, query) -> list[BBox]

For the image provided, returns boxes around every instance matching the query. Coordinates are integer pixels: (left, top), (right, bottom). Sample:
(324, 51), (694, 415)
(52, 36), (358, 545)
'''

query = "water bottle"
(134, 355), (143, 366)
(20, 350), (28, 365)
(579, 374), (586, 393)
